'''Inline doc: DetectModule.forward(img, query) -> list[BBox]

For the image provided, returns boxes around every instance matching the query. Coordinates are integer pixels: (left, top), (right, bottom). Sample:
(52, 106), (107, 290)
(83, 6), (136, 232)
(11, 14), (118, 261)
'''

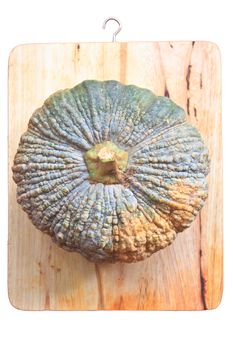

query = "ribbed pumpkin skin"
(12, 80), (209, 263)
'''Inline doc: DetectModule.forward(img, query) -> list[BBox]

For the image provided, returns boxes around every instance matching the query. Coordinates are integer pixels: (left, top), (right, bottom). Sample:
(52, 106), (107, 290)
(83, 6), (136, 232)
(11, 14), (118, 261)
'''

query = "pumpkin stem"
(84, 141), (128, 184)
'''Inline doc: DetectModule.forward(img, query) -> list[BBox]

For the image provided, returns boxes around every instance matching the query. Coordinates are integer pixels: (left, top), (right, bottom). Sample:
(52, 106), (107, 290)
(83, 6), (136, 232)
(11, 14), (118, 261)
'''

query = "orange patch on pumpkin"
(112, 210), (176, 262)
(166, 179), (208, 231)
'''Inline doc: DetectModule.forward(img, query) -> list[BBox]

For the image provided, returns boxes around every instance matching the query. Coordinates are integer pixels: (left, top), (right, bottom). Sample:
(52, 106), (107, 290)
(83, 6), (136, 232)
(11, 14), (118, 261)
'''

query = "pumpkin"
(12, 80), (210, 263)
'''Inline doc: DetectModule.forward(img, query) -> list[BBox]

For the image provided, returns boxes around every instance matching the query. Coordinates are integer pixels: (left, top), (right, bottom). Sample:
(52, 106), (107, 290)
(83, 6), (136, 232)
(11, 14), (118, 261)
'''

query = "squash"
(12, 80), (210, 263)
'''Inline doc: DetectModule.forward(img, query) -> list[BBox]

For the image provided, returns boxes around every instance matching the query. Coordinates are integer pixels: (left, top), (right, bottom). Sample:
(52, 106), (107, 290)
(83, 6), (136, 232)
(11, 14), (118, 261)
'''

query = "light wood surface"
(8, 42), (223, 310)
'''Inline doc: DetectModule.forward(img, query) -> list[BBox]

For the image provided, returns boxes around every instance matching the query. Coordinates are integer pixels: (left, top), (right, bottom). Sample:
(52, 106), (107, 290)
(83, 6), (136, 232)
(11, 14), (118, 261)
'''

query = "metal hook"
(102, 17), (122, 42)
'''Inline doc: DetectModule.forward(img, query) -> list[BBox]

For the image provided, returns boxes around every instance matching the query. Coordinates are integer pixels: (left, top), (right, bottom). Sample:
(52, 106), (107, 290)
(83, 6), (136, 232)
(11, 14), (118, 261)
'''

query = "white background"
(0, 0), (232, 349)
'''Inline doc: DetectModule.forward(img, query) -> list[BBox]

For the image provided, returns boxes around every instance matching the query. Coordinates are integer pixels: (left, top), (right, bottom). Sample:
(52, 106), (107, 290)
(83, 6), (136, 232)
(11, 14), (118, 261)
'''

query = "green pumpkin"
(12, 80), (209, 263)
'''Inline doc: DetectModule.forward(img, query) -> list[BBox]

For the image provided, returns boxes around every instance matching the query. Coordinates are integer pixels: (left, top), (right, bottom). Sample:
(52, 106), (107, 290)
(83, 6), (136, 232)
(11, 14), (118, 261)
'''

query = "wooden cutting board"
(8, 41), (223, 310)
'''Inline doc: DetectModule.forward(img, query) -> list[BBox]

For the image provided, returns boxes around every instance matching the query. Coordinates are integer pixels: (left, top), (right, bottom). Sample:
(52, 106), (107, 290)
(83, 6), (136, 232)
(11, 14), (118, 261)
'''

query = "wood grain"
(8, 42), (223, 310)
